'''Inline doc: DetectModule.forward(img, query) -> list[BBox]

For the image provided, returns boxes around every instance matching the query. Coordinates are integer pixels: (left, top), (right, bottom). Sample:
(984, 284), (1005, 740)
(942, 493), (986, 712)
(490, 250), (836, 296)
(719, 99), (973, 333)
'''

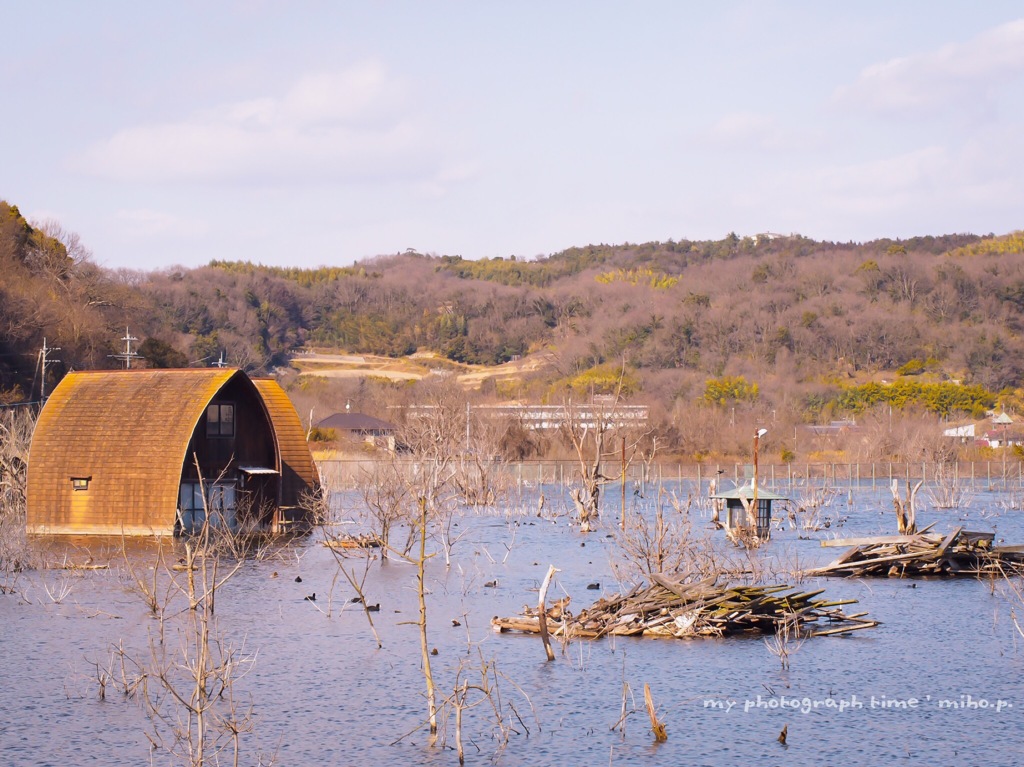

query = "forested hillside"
(4, 197), (1024, 432)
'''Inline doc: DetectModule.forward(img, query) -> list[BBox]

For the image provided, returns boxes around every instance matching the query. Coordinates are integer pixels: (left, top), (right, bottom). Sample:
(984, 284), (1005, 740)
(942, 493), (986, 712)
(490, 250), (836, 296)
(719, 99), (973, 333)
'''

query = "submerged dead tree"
(562, 398), (617, 532)
(106, 491), (260, 767)
(357, 459), (413, 560)
(892, 479), (923, 535)
(453, 411), (513, 507)
(561, 381), (647, 533)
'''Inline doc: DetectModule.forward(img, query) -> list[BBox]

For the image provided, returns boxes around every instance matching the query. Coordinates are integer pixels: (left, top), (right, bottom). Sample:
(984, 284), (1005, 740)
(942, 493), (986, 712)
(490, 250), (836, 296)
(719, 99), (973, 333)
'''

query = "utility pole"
(39, 337), (60, 403)
(109, 327), (143, 369)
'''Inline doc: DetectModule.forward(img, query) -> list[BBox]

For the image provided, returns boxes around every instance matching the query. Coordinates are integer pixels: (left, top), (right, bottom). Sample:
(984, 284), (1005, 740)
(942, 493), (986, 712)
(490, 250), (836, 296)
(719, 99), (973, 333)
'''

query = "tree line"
(3, 197), (1023, 438)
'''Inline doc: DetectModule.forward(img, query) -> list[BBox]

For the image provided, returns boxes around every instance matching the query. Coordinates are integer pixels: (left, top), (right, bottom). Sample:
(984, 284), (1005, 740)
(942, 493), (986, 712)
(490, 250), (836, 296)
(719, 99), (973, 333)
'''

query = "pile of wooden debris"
(492, 574), (877, 640)
(322, 533), (382, 550)
(809, 526), (1024, 578)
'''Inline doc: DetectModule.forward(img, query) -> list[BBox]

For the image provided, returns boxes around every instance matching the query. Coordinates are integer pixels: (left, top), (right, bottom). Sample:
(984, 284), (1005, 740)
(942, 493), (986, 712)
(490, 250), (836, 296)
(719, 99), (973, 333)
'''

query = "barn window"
(178, 481), (238, 532)
(71, 476), (91, 491)
(206, 403), (235, 437)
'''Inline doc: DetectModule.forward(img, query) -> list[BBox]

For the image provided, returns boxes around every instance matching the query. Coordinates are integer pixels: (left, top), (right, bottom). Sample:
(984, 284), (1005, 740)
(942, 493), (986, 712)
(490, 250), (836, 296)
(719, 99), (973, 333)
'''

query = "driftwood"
(491, 575), (877, 640)
(809, 527), (1024, 578)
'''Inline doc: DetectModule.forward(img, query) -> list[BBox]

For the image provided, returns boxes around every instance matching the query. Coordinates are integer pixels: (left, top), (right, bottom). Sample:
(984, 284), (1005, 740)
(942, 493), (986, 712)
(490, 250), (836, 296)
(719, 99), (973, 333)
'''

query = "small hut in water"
(710, 482), (787, 539)
(26, 369), (319, 536)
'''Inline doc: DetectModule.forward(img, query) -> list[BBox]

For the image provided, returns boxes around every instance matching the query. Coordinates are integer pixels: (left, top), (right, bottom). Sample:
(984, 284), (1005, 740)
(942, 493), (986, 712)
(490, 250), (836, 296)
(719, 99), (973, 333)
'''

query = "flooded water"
(3, 480), (1024, 765)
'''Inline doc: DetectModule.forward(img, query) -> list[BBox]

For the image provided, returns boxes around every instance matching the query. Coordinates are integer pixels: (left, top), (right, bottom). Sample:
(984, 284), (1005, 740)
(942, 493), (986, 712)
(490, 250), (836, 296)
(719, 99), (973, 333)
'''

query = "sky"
(2, 2), (1024, 272)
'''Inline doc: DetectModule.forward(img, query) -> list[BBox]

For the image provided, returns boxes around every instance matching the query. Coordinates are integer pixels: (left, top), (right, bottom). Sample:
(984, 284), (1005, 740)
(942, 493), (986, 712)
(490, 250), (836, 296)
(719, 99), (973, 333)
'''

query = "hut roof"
(710, 482), (788, 501)
(26, 369), (295, 535)
(252, 377), (320, 504)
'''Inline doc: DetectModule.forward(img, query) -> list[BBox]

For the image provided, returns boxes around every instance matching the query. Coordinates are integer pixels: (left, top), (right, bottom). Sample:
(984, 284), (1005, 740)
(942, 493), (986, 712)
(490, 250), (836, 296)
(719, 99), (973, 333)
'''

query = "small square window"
(71, 477), (91, 491)
(206, 403), (235, 438)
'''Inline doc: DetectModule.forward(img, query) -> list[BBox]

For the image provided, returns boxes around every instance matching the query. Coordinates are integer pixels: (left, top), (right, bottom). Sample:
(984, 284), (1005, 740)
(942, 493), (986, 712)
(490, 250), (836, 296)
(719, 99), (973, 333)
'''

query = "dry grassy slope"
(290, 349), (554, 390)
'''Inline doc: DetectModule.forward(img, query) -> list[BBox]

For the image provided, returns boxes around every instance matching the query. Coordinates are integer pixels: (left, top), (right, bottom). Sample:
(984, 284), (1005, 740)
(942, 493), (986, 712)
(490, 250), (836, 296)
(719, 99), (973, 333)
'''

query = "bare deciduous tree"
(454, 410), (512, 506)
(358, 459), (413, 560)
(0, 407), (37, 583)
(560, 380), (648, 533)
(104, 468), (268, 767)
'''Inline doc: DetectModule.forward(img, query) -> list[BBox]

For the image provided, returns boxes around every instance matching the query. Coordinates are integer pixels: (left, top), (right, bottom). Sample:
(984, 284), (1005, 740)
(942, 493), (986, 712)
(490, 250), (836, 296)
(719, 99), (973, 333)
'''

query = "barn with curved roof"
(26, 369), (319, 536)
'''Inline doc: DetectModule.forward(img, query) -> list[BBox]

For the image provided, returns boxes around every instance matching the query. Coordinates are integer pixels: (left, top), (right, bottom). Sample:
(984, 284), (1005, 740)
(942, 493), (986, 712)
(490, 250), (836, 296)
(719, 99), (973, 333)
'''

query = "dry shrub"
(0, 408), (37, 579)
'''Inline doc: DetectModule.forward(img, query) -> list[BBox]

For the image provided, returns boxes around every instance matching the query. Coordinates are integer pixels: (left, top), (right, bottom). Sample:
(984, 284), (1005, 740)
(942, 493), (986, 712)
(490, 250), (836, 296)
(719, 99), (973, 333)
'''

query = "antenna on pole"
(109, 327), (143, 369)
(39, 337), (61, 403)
(214, 350), (227, 368)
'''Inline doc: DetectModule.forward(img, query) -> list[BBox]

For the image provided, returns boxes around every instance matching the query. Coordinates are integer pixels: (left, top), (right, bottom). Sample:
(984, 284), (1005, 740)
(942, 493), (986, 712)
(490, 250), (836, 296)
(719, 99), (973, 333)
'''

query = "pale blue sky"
(2, 2), (1023, 270)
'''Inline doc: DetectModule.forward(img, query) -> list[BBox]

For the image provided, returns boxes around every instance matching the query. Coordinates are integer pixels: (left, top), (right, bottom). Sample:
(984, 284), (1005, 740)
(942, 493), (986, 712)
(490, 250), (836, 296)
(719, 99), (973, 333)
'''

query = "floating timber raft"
(809, 526), (1024, 578)
(492, 575), (877, 640)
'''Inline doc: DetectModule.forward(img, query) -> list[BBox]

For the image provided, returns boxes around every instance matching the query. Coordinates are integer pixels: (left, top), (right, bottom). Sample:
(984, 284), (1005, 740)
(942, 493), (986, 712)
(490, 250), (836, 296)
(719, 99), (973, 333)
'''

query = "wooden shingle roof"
(27, 369), (241, 535)
(251, 377), (320, 507)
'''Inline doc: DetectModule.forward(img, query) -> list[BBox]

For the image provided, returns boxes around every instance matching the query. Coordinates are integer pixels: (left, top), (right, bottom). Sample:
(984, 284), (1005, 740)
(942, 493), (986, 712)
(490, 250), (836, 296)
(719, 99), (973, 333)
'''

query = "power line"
(39, 337), (60, 403)
(109, 327), (143, 369)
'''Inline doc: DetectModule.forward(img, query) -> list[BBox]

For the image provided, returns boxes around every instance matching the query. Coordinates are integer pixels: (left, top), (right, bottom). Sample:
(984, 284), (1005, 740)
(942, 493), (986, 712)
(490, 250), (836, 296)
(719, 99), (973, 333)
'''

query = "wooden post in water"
(620, 437), (627, 532)
(537, 565), (558, 662)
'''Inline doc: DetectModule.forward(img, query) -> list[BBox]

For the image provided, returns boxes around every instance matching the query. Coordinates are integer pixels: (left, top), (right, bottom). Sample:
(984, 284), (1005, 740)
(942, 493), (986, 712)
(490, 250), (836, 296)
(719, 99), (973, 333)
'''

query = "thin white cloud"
(75, 62), (440, 184)
(834, 18), (1024, 117)
(793, 128), (1024, 218)
(115, 208), (209, 239)
(694, 112), (821, 152)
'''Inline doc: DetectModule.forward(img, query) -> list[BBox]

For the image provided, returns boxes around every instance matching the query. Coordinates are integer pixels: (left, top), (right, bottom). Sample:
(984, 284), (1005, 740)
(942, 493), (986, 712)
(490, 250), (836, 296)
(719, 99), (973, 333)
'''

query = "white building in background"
(942, 424), (975, 439)
(403, 402), (649, 431)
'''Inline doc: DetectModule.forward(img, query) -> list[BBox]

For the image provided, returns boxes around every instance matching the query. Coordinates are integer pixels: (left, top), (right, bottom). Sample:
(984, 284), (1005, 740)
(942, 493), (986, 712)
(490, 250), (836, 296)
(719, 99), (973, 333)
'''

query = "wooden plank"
(810, 621), (879, 637)
(821, 535), (923, 548)
(934, 526), (963, 558)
